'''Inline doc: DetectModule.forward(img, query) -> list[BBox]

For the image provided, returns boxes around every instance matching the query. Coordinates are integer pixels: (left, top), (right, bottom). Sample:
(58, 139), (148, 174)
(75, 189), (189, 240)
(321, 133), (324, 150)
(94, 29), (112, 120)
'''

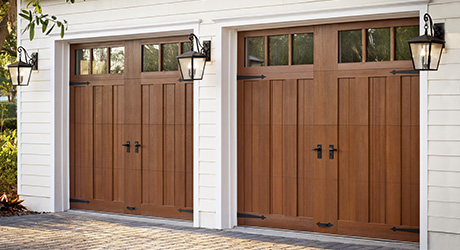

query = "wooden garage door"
(237, 18), (420, 241)
(70, 38), (193, 219)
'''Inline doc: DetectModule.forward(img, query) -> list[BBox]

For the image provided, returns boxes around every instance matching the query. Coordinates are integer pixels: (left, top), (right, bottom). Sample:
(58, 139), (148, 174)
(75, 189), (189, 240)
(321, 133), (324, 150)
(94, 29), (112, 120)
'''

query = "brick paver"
(0, 211), (418, 250)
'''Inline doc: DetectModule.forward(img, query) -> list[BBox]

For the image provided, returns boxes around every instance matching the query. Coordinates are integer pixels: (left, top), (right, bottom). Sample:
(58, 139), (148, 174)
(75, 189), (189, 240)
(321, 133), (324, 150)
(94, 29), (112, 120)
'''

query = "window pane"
(293, 33), (314, 65)
(339, 30), (362, 63)
(366, 28), (390, 62)
(245, 37), (264, 67)
(268, 35), (288, 66)
(395, 25), (419, 60)
(161, 43), (179, 71)
(142, 44), (159, 72)
(110, 47), (125, 74)
(181, 42), (192, 53)
(75, 49), (90, 75)
(92, 48), (108, 74)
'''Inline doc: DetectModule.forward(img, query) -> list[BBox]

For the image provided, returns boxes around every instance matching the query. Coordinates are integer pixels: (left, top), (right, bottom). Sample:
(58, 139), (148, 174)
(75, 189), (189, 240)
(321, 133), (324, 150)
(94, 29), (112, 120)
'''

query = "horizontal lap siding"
(428, 1), (460, 248)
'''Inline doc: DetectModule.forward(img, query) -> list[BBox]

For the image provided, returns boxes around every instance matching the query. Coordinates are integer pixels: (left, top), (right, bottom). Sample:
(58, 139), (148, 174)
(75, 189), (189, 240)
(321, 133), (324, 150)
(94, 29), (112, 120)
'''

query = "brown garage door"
(70, 37), (193, 219)
(237, 18), (419, 241)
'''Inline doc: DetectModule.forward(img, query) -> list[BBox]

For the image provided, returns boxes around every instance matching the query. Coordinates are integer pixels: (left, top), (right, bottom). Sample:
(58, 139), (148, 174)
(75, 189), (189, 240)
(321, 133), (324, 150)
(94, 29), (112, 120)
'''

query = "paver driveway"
(0, 211), (419, 250)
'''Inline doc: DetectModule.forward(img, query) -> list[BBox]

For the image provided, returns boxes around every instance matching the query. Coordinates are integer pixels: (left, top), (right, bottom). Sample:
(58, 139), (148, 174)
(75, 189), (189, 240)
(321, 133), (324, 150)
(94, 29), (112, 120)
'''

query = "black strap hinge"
(70, 198), (90, 204)
(390, 70), (419, 75)
(237, 213), (266, 220)
(70, 81), (90, 86)
(237, 75), (266, 80)
(126, 206), (138, 210)
(178, 208), (193, 213)
(316, 222), (333, 228)
(390, 227), (419, 234)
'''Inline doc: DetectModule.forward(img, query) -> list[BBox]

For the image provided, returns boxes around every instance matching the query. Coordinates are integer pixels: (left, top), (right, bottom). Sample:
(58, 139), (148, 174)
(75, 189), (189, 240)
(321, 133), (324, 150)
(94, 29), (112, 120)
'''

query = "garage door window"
(245, 33), (314, 67)
(339, 25), (419, 63)
(75, 46), (125, 75)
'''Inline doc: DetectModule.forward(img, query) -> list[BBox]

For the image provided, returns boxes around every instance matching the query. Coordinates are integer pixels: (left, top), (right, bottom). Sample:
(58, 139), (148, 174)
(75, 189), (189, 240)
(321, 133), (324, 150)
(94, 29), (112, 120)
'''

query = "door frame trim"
(48, 19), (201, 220)
(214, 1), (427, 248)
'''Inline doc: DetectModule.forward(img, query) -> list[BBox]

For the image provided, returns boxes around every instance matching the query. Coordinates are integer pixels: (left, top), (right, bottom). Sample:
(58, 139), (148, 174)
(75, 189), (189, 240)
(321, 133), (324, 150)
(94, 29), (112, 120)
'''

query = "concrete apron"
(70, 210), (419, 250)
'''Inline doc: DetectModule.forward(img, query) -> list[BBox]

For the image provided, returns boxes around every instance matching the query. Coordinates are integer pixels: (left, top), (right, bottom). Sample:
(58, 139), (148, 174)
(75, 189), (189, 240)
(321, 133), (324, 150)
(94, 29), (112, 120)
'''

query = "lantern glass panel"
(429, 42), (444, 70)
(9, 66), (18, 86)
(178, 57), (193, 80)
(410, 42), (443, 70)
(192, 57), (206, 79)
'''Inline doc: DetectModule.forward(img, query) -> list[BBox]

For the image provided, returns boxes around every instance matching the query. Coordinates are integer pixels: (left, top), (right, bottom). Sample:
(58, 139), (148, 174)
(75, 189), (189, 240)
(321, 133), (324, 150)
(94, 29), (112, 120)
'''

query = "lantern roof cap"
(7, 60), (34, 68)
(177, 50), (207, 59)
(407, 34), (445, 44)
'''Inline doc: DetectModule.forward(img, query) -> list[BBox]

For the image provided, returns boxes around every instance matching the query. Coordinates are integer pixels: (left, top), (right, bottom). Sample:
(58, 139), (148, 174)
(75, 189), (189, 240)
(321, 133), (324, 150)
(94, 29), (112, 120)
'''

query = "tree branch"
(1, 47), (16, 57)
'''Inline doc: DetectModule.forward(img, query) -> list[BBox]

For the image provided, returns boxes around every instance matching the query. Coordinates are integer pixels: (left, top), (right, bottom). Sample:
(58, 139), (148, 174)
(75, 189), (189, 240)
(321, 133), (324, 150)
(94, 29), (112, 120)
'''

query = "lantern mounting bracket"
(17, 46), (38, 70)
(188, 33), (211, 61)
(433, 23), (444, 41)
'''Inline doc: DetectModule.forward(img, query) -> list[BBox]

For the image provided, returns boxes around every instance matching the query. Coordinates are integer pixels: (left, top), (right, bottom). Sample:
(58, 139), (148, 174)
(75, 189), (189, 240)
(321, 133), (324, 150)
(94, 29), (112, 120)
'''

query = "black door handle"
(122, 141), (130, 153)
(312, 144), (322, 159)
(135, 141), (141, 153)
(329, 145), (337, 159)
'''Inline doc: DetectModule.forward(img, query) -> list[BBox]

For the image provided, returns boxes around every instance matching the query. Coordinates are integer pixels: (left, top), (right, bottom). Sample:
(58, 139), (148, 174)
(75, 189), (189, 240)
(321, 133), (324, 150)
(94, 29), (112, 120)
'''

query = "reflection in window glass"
(268, 35), (288, 66)
(161, 43), (179, 71)
(142, 44), (159, 72)
(245, 37), (264, 67)
(110, 47), (125, 74)
(181, 42), (192, 53)
(395, 26), (419, 60)
(92, 48), (108, 74)
(293, 33), (314, 65)
(367, 28), (390, 62)
(339, 30), (362, 63)
(75, 49), (90, 75)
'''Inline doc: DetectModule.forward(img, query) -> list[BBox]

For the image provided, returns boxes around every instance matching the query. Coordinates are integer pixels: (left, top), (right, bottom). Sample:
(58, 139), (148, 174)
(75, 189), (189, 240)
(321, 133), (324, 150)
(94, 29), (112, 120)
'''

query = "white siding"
(428, 0), (460, 247)
(19, 0), (427, 229)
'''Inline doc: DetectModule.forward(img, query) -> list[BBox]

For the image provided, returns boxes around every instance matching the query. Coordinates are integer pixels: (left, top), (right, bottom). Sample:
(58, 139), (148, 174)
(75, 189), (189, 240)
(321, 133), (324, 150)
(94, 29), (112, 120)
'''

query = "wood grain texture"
(237, 18), (419, 241)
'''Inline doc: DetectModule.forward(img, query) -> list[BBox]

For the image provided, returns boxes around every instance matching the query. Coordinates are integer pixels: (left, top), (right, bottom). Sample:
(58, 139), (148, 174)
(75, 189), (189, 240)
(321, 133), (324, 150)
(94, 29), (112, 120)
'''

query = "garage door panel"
(238, 19), (419, 241)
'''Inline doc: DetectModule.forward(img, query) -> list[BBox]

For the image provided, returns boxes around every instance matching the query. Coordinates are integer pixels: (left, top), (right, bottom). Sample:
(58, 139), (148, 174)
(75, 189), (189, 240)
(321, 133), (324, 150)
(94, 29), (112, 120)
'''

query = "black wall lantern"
(407, 13), (445, 71)
(177, 33), (211, 81)
(7, 46), (38, 86)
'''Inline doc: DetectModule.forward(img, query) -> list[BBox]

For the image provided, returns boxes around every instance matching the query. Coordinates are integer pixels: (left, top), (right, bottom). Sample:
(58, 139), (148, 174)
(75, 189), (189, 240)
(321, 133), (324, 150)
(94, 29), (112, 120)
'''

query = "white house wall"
(427, 0), (460, 248)
(20, 0), (460, 249)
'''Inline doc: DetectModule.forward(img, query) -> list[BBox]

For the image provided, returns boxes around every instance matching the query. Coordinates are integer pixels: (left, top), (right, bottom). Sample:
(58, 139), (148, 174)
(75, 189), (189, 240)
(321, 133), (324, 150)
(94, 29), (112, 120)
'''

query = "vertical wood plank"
(385, 76), (401, 225)
(164, 84), (175, 206)
(284, 79), (297, 217)
(369, 77), (386, 224)
(271, 80), (283, 215)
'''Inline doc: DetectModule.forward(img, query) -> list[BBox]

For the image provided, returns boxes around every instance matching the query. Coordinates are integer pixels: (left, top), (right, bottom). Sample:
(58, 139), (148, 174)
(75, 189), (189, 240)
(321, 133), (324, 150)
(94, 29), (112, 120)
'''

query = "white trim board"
(213, 1), (428, 249)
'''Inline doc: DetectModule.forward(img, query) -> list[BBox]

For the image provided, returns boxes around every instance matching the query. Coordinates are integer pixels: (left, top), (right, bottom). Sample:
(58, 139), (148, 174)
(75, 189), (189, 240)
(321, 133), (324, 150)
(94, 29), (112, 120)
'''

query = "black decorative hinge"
(390, 227), (419, 234)
(237, 213), (266, 220)
(316, 222), (333, 228)
(70, 198), (90, 204)
(237, 75), (266, 80)
(126, 206), (138, 210)
(70, 81), (90, 86)
(390, 70), (419, 75)
(178, 208), (193, 213)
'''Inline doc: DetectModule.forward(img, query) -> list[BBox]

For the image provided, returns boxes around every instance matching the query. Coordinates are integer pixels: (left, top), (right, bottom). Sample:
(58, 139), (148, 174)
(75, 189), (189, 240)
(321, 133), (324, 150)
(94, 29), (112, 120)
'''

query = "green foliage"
(0, 129), (17, 197)
(21, 0), (83, 40)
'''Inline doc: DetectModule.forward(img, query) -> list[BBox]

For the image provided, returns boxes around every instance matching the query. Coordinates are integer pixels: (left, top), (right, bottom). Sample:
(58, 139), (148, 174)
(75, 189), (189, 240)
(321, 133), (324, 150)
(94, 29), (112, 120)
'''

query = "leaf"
(60, 25), (65, 38)
(35, 4), (42, 14)
(51, 16), (57, 20)
(19, 13), (30, 21)
(42, 20), (48, 33)
(29, 22), (35, 41)
(45, 24), (55, 36)
(57, 21), (61, 27)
